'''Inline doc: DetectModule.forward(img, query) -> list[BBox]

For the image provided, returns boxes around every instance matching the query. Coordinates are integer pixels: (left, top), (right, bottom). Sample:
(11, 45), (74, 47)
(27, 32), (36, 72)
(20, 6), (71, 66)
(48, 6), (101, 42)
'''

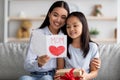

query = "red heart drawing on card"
(49, 45), (65, 56)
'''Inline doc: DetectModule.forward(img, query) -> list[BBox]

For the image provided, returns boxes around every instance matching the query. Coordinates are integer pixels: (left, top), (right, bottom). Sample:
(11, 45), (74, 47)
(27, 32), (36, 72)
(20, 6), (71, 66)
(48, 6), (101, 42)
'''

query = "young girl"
(57, 12), (100, 80)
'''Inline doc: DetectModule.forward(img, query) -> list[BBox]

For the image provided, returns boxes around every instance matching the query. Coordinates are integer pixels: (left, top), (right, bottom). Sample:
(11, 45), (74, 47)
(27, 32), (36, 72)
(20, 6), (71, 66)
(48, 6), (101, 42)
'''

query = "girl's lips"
(70, 32), (76, 36)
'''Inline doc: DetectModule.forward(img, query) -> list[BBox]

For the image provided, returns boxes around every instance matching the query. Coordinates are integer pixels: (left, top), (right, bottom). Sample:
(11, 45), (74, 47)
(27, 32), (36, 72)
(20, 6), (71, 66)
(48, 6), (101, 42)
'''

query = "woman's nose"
(56, 17), (61, 22)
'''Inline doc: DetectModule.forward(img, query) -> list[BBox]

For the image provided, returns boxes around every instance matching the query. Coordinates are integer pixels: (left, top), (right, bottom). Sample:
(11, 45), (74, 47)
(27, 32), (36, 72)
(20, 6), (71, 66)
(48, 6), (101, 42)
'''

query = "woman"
(19, 1), (69, 80)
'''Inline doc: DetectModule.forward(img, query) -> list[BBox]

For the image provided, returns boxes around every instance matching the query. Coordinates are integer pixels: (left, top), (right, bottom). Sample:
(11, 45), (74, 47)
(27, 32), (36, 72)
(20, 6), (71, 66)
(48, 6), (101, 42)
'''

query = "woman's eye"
(53, 14), (58, 17)
(52, 12), (58, 17)
(61, 16), (66, 20)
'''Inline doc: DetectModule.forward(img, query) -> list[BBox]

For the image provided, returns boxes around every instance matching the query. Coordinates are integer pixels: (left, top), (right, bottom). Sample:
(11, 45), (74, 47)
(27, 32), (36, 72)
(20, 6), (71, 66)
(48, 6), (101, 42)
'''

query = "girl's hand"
(37, 55), (50, 67)
(90, 58), (101, 70)
(80, 69), (88, 80)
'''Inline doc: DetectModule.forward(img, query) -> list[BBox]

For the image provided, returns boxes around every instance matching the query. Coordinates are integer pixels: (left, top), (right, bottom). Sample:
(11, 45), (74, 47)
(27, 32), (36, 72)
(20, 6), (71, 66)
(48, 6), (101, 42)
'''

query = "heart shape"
(49, 45), (65, 56)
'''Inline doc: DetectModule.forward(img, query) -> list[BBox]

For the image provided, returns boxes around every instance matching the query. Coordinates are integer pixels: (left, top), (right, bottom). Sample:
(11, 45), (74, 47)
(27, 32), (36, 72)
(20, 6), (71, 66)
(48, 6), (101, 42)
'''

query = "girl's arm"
(57, 58), (65, 69)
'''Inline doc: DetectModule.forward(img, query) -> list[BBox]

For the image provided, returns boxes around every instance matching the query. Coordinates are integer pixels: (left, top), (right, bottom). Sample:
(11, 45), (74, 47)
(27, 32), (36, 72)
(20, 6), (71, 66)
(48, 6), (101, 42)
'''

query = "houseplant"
(89, 28), (99, 38)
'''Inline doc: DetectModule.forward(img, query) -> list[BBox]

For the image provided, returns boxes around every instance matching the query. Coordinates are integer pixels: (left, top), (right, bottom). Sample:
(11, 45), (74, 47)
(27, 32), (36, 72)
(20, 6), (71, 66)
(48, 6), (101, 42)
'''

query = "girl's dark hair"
(39, 1), (70, 32)
(65, 12), (95, 58)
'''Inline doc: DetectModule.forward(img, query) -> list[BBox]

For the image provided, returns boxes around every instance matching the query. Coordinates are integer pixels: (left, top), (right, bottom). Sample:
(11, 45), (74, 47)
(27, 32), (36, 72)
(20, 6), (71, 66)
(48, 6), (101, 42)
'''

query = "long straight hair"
(39, 1), (70, 33)
(65, 12), (95, 58)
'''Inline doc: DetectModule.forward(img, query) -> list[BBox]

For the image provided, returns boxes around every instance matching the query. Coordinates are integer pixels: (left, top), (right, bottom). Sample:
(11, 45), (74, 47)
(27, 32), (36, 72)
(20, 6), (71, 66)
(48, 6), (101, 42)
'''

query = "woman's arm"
(90, 58), (101, 71)
(80, 58), (101, 80)
(54, 58), (64, 80)
(37, 55), (50, 67)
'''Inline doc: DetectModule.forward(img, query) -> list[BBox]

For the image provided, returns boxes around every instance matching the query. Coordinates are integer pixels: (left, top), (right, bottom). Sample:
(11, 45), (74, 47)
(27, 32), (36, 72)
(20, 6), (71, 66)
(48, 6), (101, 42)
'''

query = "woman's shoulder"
(31, 28), (44, 35)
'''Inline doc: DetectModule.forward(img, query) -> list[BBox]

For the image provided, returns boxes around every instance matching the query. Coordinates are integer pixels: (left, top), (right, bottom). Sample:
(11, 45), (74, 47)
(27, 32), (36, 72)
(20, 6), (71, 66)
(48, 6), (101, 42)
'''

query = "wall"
(0, 0), (4, 42)
(8, 0), (56, 37)
(8, 0), (117, 39)
(3, 0), (117, 43)
(117, 0), (120, 43)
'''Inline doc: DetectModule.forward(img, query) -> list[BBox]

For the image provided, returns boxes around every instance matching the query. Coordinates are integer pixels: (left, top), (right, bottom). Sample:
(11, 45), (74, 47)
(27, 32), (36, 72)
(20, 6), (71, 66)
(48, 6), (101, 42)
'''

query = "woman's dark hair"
(65, 12), (95, 58)
(39, 1), (70, 32)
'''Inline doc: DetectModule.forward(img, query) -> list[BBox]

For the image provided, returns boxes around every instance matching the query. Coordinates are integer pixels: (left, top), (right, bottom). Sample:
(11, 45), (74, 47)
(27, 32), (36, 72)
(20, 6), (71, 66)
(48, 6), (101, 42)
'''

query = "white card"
(30, 30), (46, 57)
(30, 30), (67, 58)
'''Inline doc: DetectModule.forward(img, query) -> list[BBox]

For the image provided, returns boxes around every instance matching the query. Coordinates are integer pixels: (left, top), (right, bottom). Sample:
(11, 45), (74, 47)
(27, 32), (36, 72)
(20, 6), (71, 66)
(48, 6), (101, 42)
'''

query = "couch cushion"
(0, 42), (120, 80)
(95, 44), (120, 80)
(0, 42), (29, 80)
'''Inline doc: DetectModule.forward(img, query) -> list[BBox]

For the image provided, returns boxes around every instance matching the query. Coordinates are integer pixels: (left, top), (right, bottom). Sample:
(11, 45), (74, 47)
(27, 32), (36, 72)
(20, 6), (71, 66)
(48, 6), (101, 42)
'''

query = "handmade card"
(30, 30), (67, 58)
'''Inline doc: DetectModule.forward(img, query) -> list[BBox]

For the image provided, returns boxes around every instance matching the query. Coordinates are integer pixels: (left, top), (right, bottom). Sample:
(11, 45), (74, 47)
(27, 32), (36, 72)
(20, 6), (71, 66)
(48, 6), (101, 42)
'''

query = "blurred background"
(0, 0), (120, 44)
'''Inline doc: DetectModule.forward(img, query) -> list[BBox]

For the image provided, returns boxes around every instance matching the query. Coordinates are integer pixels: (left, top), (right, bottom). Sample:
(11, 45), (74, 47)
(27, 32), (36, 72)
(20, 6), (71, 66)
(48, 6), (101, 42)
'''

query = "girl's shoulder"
(89, 42), (99, 58)
(89, 42), (98, 50)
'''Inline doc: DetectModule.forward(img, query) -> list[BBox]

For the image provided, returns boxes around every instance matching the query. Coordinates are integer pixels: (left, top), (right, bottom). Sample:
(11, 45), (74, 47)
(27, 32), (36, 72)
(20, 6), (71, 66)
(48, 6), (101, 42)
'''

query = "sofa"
(0, 42), (120, 80)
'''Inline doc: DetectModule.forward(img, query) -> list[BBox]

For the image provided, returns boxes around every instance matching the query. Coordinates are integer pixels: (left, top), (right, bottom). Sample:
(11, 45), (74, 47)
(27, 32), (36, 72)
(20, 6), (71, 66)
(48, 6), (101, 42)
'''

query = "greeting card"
(30, 30), (67, 58)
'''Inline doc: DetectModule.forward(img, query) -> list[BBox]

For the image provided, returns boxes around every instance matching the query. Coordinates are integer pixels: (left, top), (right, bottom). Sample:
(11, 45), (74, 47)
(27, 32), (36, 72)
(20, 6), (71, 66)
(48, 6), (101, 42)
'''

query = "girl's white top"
(65, 42), (99, 73)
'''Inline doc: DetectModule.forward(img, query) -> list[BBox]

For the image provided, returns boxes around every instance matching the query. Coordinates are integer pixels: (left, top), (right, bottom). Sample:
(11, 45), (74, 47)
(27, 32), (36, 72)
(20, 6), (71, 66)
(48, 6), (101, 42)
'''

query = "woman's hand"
(54, 71), (61, 80)
(90, 58), (101, 70)
(37, 55), (50, 67)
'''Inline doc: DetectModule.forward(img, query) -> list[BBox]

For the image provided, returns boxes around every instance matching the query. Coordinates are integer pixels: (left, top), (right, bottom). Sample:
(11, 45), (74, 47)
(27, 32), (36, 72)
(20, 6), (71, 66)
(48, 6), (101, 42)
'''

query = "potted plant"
(89, 28), (99, 38)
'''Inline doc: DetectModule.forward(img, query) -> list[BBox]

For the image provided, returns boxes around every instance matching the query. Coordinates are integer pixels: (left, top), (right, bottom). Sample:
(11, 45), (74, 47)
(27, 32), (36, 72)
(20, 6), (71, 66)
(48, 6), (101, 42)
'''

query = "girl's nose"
(70, 26), (74, 31)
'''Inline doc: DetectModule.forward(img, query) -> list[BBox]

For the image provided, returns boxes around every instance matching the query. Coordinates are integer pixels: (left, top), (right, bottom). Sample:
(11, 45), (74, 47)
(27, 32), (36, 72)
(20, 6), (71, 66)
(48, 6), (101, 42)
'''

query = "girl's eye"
(74, 25), (78, 27)
(66, 25), (70, 28)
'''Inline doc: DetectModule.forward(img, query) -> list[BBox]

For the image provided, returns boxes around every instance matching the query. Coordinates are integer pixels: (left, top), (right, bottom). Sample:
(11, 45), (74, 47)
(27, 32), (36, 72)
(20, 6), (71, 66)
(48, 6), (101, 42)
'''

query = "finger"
(92, 58), (101, 63)
(95, 66), (100, 69)
(46, 56), (50, 59)
(42, 55), (48, 58)
(42, 55), (50, 60)
(79, 76), (84, 80)
(92, 61), (98, 65)
(93, 58), (99, 60)
(54, 75), (60, 78)
(92, 59), (101, 65)
(92, 59), (99, 63)
(80, 69), (85, 75)
(55, 78), (60, 80)
(83, 77), (86, 80)
(96, 66), (100, 69)
(38, 57), (46, 64)
(95, 58), (101, 63)
(54, 75), (61, 80)
(41, 55), (50, 61)
(92, 62), (101, 68)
